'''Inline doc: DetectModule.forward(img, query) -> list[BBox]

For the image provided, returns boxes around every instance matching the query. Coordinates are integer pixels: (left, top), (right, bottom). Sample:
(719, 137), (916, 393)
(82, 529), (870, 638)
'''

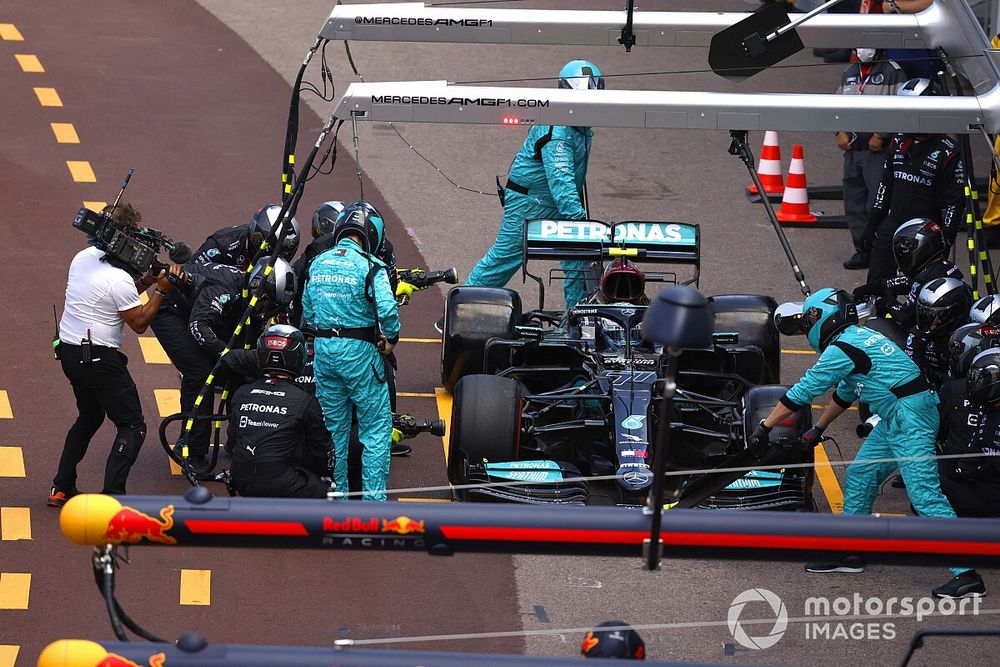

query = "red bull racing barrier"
(59, 488), (1000, 568)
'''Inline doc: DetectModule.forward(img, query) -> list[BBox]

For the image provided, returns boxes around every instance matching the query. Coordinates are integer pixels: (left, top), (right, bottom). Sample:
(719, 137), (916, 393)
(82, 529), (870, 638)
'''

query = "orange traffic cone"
(776, 144), (817, 224)
(746, 130), (784, 197)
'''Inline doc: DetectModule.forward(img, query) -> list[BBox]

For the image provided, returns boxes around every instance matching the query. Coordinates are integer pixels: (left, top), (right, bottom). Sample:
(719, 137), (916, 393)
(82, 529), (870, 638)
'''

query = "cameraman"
(50, 203), (183, 506)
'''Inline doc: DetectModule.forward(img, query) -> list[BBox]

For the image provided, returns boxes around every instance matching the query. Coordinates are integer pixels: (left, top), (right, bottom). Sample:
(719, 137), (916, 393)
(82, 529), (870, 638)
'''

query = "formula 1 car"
(442, 219), (815, 509)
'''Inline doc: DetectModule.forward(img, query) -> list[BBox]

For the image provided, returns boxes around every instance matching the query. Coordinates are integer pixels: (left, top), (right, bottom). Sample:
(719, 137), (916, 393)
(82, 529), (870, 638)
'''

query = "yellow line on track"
(14, 54), (43, 72)
(179, 569), (211, 605)
(154, 390), (183, 475)
(83, 200), (106, 211)
(0, 391), (11, 418)
(0, 448), (25, 478)
(50, 122), (79, 144)
(814, 444), (844, 514)
(397, 392), (436, 398)
(0, 508), (31, 541)
(66, 160), (96, 182)
(138, 337), (171, 364)
(400, 337), (441, 344)
(434, 388), (452, 466)
(0, 24), (24, 41)
(0, 645), (19, 667)
(33, 87), (61, 107)
(0, 573), (31, 609)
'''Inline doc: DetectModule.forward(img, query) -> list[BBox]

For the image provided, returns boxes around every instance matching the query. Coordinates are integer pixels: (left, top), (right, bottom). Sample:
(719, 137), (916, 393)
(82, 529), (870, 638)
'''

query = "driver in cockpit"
(573, 259), (650, 350)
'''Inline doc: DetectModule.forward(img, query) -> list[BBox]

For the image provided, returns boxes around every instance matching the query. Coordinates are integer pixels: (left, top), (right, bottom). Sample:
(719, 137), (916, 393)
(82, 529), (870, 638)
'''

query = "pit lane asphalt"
(2, 0), (998, 664)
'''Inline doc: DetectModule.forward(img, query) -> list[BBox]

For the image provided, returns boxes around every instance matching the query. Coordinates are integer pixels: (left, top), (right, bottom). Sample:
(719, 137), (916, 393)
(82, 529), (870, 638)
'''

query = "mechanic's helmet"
(248, 257), (297, 316)
(802, 288), (859, 352)
(256, 324), (306, 378)
(892, 218), (946, 277)
(897, 77), (944, 97)
(916, 276), (973, 335)
(970, 294), (1000, 325)
(967, 349), (1000, 406)
(601, 259), (646, 303)
(333, 200), (384, 253)
(558, 60), (605, 90)
(581, 621), (645, 660)
(949, 323), (1000, 378)
(250, 204), (301, 259)
(311, 200), (345, 239)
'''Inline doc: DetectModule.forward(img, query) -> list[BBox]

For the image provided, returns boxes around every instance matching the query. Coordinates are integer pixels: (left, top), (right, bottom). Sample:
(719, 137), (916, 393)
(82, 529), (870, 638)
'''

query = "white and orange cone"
(776, 144), (817, 223)
(746, 130), (785, 196)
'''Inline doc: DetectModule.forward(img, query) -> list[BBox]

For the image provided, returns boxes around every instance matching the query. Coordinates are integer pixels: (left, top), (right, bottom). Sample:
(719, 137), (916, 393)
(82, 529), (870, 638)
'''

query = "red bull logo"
(102, 506), (177, 545)
(381, 516), (425, 535)
(322, 516), (379, 533)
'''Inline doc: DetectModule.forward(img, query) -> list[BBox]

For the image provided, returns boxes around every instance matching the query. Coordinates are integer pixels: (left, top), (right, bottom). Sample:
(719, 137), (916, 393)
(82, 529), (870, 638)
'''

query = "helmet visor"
(773, 302), (816, 336)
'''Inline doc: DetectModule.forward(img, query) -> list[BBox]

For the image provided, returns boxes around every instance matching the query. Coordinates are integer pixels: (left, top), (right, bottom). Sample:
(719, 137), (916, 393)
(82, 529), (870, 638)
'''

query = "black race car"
(442, 219), (816, 509)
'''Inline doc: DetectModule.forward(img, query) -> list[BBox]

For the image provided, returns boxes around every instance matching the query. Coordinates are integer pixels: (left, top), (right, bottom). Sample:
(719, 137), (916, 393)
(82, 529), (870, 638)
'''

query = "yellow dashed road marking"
(139, 337), (171, 364)
(179, 569), (211, 605)
(14, 54), (43, 72)
(0, 573), (30, 609)
(400, 337), (441, 344)
(51, 122), (79, 144)
(397, 392), (436, 398)
(0, 508), (31, 541)
(0, 24), (24, 41)
(0, 645), (19, 667)
(782, 349), (815, 355)
(33, 87), (62, 107)
(66, 160), (96, 183)
(814, 444), (844, 514)
(434, 387), (452, 465)
(83, 200), (107, 212)
(155, 390), (183, 475)
(0, 391), (11, 418)
(0, 448), (24, 478)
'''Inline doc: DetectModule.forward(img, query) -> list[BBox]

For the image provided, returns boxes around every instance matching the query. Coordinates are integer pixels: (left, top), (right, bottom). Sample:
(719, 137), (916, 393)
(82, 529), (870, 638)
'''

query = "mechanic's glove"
(856, 414), (880, 438)
(748, 420), (772, 456)
(852, 281), (881, 303)
(395, 281), (418, 305)
(392, 428), (405, 444)
(801, 425), (826, 448)
(873, 296), (895, 318)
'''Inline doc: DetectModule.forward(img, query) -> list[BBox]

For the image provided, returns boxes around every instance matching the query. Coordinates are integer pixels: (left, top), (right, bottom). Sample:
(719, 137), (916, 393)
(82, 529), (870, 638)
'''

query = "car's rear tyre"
(448, 375), (521, 495)
(710, 294), (780, 385)
(441, 287), (521, 392)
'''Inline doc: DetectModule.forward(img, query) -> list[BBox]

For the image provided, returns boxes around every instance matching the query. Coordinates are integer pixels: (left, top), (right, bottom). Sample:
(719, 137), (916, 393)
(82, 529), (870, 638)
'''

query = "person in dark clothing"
(905, 276), (973, 389)
(940, 349), (1000, 517)
(855, 218), (963, 330)
(229, 325), (333, 498)
(192, 204), (301, 269)
(860, 80), (965, 287)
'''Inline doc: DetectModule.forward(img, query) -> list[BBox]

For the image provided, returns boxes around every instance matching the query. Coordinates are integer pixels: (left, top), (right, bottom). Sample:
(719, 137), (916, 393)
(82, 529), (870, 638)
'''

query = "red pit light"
(502, 116), (520, 125)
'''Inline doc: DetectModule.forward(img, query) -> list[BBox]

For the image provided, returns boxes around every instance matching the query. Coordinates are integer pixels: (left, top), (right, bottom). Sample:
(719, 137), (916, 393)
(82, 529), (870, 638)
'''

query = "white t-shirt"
(59, 246), (142, 348)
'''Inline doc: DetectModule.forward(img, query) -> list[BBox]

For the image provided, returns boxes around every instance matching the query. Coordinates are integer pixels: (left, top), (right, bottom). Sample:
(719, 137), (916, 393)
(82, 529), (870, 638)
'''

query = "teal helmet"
(558, 60), (605, 90)
(804, 288), (859, 352)
(334, 200), (385, 253)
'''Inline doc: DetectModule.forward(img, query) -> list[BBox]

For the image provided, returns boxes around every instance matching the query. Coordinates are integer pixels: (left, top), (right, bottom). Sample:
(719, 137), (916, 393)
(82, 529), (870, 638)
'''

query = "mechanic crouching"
(303, 204), (400, 501)
(228, 325), (333, 498)
(753, 288), (985, 598)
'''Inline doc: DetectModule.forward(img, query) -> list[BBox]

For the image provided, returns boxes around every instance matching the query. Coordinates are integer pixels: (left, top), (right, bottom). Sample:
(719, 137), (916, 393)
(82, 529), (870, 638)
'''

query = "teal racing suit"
(467, 124), (592, 309)
(781, 325), (969, 577)
(303, 238), (400, 501)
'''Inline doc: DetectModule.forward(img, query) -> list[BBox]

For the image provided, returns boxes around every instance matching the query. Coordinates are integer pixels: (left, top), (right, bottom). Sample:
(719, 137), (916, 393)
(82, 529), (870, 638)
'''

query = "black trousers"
(940, 475), (1000, 518)
(55, 343), (146, 495)
(866, 216), (904, 287)
(151, 310), (216, 456)
(231, 465), (329, 498)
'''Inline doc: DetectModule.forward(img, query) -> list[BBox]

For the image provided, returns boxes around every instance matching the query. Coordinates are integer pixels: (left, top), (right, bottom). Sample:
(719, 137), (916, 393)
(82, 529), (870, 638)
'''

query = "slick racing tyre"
(709, 294), (780, 385)
(441, 287), (521, 392)
(448, 374), (521, 499)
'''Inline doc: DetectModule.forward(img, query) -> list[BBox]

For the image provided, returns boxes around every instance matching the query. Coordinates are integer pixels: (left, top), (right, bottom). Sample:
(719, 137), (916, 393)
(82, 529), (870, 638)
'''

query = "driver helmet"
(949, 323), (1000, 378)
(559, 60), (605, 90)
(256, 324), (306, 378)
(967, 349), (1000, 406)
(334, 200), (385, 254)
(248, 257), (297, 317)
(311, 200), (345, 239)
(250, 204), (301, 260)
(897, 77), (944, 97)
(600, 259), (646, 303)
(970, 294), (1000, 326)
(915, 277), (972, 336)
(892, 218), (946, 277)
(803, 288), (859, 352)
(598, 306), (645, 350)
(581, 621), (645, 660)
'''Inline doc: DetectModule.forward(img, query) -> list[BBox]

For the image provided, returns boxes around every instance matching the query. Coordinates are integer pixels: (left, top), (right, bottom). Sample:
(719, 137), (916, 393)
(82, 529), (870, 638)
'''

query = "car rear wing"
(522, 219), (700, 308)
